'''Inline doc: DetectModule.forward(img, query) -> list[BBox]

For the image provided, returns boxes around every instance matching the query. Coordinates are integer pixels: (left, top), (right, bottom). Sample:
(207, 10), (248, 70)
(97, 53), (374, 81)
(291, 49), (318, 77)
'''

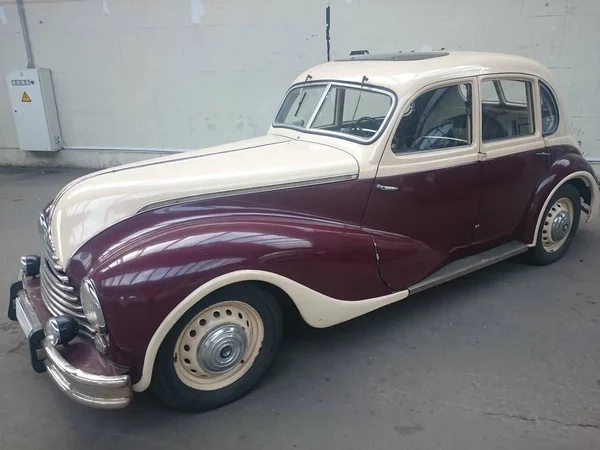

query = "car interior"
(392, 80), (534, 153)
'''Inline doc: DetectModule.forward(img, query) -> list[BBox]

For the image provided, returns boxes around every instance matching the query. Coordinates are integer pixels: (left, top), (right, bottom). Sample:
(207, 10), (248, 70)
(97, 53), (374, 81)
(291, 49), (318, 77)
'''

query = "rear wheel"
(529, 184), (581, 265)
(152, 284), (283, 412)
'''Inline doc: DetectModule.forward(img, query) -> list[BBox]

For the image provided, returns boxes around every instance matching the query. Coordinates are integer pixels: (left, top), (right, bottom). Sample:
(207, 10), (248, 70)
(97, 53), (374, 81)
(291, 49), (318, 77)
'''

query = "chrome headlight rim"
(81, 277), (107, 335)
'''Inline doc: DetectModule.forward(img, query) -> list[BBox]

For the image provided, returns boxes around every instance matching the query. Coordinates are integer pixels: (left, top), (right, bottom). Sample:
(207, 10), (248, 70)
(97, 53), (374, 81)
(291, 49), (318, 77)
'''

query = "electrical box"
(5, 68), (62, 152)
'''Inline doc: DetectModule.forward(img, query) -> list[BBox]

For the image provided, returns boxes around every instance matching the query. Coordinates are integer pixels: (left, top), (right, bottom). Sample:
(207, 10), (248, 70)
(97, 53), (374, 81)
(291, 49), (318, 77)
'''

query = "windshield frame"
(272, 80), (398, 145)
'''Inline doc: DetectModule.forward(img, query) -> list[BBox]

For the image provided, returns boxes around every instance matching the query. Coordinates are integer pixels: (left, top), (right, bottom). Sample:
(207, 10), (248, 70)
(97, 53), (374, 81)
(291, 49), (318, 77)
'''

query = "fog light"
(44, 316), (79, 346)
(20, 255), (41, 278)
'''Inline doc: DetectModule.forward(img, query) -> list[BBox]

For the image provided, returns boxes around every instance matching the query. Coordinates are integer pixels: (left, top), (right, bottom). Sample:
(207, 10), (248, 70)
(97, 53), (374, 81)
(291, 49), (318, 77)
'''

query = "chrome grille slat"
(40, 293), (95, 338)
(42, 246), (69, 284)
(40, 269), (82, 309)
(39, 212), (94, 338)
(40, 277), (85, 316)
(39, 214), (60, 262)
(40, 266), (78, 302)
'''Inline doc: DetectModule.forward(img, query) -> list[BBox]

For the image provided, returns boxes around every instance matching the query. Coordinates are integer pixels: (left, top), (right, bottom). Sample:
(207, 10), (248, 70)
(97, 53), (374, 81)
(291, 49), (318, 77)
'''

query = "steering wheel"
(351, 116), (381, 138)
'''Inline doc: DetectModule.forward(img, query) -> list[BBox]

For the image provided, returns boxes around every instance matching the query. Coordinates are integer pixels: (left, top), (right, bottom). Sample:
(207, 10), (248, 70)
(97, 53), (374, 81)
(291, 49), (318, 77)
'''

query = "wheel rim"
(174, 301), (264, 391)
(541, 197), (574, 253)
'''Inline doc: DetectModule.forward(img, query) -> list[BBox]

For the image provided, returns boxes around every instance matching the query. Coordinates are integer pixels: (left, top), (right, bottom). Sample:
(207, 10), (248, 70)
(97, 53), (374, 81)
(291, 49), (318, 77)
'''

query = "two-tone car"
(8, 51), (599, 411)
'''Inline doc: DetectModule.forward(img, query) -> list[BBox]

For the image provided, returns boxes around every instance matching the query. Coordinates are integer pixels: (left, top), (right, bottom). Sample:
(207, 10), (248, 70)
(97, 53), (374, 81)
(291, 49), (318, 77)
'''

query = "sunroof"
(338, 52), (449, 62)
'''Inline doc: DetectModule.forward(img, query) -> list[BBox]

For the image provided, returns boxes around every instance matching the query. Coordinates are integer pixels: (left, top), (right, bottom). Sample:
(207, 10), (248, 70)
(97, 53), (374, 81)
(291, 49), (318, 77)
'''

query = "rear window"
(480, 79), (535, 142)
(540, 81), (559, 136)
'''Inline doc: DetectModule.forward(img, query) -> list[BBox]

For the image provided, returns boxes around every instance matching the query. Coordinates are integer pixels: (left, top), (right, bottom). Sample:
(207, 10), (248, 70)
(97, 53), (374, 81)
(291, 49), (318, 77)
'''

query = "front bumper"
(8, 276), (132, 409)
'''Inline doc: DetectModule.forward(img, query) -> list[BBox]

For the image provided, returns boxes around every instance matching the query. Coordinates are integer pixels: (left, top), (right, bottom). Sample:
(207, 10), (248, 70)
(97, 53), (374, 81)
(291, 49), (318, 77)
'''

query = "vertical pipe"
(325, 6), (331, 62)
(16, 0), (35, 68)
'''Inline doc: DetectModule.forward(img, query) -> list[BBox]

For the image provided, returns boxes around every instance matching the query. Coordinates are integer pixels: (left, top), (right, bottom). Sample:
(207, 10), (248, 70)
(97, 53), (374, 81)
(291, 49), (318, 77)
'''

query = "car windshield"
(274, 82), (394, 142)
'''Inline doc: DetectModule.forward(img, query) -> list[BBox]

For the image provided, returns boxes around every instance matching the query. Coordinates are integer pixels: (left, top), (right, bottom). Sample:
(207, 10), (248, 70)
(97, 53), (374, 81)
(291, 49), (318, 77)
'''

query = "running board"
(408, 241), (528, 295)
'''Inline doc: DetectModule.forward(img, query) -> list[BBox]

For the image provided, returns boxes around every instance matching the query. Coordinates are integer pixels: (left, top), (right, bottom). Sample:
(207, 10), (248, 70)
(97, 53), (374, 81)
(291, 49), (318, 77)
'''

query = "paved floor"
(0, 167), (599, 449)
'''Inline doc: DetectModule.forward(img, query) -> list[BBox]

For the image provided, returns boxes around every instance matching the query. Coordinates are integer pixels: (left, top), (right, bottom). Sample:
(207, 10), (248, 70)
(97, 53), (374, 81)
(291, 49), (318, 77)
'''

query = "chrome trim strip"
(136, 173), (359, 214)
(408, 241), (528, 294)
(15, 290), (131, 409)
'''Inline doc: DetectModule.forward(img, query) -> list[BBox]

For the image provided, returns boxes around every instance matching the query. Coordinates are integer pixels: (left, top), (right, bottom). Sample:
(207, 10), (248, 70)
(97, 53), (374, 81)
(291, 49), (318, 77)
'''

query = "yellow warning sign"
(21, 92), (31, 103)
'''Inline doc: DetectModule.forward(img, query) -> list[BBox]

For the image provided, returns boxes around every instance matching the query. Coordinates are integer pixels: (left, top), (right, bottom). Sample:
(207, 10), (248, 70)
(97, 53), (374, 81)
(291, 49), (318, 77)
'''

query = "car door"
(361, 78), (482, 291)
(475, 76), (547, 245)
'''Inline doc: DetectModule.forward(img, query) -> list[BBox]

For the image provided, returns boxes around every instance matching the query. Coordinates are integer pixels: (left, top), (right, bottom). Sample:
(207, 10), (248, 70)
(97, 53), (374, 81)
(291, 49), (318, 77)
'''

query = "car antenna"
(350, 75), (369, 122)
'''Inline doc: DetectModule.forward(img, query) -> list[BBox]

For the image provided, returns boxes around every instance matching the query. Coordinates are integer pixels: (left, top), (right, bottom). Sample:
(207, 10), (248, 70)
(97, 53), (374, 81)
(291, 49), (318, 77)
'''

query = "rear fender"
(520, 151), (599, 246)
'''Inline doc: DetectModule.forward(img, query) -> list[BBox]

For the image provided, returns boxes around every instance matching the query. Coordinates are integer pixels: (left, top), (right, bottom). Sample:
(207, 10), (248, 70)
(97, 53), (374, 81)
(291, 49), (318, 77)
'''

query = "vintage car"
(8, 51), (599, 411)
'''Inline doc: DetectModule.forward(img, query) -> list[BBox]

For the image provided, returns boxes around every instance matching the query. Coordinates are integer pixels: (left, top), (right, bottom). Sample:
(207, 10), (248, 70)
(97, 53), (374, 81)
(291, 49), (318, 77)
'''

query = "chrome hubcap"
(198, 324), (247, 374)
(541, 197), (574, 253)
(551, 211), (571, 242)
(173, 301), (265, 391)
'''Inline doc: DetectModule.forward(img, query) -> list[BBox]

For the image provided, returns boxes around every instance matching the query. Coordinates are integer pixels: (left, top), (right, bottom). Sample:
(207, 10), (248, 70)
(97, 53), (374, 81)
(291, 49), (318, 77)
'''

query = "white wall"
(0, 0), (599, 168)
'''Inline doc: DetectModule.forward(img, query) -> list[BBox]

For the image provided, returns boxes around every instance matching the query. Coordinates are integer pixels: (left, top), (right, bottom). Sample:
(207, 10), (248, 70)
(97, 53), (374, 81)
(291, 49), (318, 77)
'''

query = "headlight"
(81, 278), (107, 335)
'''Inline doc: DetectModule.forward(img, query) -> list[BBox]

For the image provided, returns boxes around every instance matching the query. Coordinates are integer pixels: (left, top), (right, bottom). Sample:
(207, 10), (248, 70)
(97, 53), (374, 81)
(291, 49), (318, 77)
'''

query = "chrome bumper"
(9, 283), (132, 409)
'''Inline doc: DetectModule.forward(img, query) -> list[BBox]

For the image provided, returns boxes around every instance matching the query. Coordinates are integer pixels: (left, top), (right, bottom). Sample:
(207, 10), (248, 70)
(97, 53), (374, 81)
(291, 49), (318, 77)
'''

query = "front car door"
(361, 78), (482, 291)
(475, 75), (548, 245)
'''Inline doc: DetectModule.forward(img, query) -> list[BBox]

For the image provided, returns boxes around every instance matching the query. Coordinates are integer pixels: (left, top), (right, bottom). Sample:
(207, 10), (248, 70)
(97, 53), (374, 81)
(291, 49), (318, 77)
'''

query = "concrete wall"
(0, 0), (599, 168)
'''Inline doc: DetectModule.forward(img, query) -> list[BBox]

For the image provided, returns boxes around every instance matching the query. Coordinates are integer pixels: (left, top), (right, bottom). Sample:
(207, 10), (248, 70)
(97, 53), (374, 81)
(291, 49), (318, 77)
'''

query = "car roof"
(293, 51), (556, 94)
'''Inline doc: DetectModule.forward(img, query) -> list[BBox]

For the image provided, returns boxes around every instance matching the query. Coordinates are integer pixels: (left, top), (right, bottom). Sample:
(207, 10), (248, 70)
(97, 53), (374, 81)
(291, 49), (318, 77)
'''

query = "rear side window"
(481, 79), (534, 142)
(540, 81), (559, 136)
(392, 83), (473, 153)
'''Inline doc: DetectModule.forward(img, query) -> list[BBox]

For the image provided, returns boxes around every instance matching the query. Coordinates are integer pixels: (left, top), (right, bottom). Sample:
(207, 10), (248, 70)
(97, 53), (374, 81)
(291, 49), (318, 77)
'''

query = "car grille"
(38, 213), (94, 338)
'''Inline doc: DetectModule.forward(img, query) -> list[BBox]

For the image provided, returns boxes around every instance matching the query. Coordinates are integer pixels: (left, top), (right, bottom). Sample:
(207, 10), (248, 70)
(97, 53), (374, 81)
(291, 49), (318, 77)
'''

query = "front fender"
(520, 149), (599, 245)
(132, 269), (409, 392)
(69, 208), (390, 382)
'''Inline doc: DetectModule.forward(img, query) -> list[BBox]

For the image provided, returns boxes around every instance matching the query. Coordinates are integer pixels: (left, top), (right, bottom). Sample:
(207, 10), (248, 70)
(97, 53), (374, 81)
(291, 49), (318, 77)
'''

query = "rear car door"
(475, 76), (548, 244)
(362, 78), (482, 291)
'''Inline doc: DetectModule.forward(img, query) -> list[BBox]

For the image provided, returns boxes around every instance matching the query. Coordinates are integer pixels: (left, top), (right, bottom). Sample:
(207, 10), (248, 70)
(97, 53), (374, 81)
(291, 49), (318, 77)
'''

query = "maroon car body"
(8, 51), (599, 409)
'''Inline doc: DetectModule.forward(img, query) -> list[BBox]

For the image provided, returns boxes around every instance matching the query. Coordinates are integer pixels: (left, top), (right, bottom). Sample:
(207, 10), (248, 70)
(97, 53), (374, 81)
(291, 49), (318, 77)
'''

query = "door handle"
(535, 152), (550, 156)
(376, 184), (399, 192)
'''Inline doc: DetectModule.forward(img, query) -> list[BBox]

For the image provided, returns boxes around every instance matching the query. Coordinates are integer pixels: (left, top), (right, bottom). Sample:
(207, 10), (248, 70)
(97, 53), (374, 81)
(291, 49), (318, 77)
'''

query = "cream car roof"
(293, 52), (558, 94)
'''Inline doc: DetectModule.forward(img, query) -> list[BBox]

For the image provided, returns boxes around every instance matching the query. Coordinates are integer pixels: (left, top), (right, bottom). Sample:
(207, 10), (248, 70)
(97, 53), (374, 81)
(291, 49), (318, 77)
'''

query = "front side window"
(392, 83), (472, 153)
(273, 83), (394, 142)
(540, 81), (559, 136)
(481, 79), (534, 142)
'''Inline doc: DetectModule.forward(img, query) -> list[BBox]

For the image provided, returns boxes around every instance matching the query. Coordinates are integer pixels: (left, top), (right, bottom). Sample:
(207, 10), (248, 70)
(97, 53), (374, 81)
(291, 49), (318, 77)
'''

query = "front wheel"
(529, 183), (581, 265)
(152, 284), (283, 412)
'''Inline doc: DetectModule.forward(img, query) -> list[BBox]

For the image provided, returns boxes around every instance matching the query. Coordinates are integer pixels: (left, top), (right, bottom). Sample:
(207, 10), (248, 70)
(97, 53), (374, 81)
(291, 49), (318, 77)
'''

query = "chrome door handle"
(376, 184), (399, 192)
(535, 152), (550, 156)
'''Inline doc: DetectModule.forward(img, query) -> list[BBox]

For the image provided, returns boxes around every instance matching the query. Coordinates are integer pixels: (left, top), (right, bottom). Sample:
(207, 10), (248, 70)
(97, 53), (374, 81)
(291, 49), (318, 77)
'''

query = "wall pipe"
(16, 0), (35, 68)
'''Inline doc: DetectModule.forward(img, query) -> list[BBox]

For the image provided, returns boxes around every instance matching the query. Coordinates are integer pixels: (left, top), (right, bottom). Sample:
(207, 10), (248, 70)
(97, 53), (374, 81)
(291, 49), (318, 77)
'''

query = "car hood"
(50, 135), (359, 266)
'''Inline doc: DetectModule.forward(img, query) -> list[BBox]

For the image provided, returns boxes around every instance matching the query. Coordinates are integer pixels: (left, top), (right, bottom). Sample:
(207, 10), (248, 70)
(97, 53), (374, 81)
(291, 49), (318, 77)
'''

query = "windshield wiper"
(294, 92), (307, 117)
(294, 74), (313, 117)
